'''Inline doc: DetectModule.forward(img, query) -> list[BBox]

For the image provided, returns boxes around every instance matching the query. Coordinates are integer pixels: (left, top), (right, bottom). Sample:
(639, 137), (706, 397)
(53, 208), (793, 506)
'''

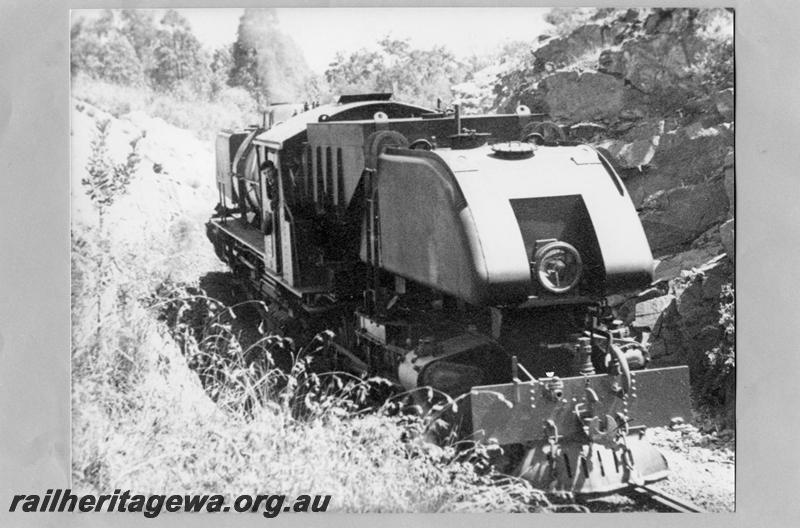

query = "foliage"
(71, 15), (146, 85)
(209, 45), (233, 98)
(150, 10), (209, 93)
(82, 119), (141, 212)
(689, 38), (734, 94)
(325, 36), (467, 109)
(71, 221), (548, 510)
(73, 76), (258, 140)
(71, 10), (213, 97)
(118, 10), (159, 73)
(695, 284), (735, 416)
(71, 107), (554, 511)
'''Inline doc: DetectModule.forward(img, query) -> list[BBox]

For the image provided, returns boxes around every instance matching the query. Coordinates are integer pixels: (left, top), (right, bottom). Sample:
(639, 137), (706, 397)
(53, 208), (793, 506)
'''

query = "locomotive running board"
(469, 366), (691, 445)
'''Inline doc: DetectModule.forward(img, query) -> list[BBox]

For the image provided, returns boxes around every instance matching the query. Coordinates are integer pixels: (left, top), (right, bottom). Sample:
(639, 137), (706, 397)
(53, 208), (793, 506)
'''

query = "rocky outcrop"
(645, 256), (732, 365)
(533, 24), (615, 73)
(618, 32), (708, 94)
(534, 71), (625, 121)
(499, 9), (735, 396)
(639, 180), (730, 253)
(719, 219), (734, 255)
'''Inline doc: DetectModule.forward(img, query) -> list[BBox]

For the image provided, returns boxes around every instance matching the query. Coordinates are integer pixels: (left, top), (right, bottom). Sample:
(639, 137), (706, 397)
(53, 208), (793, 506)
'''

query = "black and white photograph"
(64, 6), (737, 515)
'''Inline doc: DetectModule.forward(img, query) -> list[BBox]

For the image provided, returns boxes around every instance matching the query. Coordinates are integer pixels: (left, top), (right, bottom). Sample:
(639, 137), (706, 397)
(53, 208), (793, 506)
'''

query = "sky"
(74, 8), (552, 74)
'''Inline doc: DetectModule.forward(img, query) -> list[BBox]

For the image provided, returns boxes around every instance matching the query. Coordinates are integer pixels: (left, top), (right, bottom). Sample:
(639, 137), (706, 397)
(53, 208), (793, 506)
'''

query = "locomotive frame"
(206, 93), (693, 495)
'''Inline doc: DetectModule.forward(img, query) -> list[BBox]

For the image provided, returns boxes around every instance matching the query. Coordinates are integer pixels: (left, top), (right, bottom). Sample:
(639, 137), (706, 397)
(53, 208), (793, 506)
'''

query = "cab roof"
(255, 99), (432, 149)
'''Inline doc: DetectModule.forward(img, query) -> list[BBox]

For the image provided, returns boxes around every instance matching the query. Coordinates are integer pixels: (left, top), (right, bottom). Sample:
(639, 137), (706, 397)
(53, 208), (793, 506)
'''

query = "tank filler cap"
(491, 141), (535, 159)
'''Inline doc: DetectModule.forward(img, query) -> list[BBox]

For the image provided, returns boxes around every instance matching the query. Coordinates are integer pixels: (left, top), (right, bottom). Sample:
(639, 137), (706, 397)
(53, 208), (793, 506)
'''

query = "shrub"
(73, 76), (259, 139)
(72, 75), (148, 118)
(694, 284), (735, 421)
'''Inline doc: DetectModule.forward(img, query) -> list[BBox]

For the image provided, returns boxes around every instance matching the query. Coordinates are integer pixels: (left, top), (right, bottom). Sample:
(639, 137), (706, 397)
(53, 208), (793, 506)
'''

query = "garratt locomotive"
(207, 93), (692, 494)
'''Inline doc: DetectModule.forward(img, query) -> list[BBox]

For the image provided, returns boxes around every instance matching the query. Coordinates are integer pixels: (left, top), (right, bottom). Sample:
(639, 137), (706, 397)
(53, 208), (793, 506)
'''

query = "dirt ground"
(581, 425), (735, 512)
(647, 425), (735, 512)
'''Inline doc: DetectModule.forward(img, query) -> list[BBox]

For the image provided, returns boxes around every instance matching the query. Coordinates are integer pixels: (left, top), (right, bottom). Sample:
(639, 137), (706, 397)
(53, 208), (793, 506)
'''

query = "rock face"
(493, 8), (734, 398)
(619, 32), (707, 94)
(719, 219), (734, 260)
(596, 135), (659, 169)
(533, 24), (607, 71)
(645, 257), (732, 367)
(536, 71), (625, 121)
(639, 180), (730, 253)
(504, 7), (735, 264)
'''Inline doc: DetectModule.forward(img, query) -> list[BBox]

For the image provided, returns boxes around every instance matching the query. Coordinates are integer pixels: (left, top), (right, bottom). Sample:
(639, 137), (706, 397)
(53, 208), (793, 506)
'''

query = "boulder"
(634, 294), (675, 329)
(620, 118), (680, 142)
(723, 150), (735, 216)
(654, 245), (724, 281)
(649, 124), (733, 186)
(614, 121), (732, 207)
(537, 71), (625, 122)
(598, 49), (625, 76)
(714, 88), (734, 121)
(533, 24), (612, 72)
(596, 135), (659, 169)
(690, 223), (723, 250)
(648, 255), (733, 363)
(640, 180), (730, 253)
(643, 8), (699, 35)
(719, 218), (734, 260)
(619, 32), (707, 93)
(622, 169), (676, 209)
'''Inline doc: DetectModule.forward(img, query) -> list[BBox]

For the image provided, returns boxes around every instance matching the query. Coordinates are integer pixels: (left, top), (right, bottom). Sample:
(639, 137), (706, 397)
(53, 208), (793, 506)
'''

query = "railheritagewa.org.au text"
(9, 489), (331, 518)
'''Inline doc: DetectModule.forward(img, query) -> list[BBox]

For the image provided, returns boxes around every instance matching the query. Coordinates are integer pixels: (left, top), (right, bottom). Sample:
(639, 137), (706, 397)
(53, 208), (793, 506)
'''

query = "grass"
(70, 104), (550, 512)
(71, 247), (547, 511)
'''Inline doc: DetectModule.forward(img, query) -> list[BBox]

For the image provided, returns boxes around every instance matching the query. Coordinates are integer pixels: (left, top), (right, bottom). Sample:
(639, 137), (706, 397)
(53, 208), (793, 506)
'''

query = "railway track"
(626, 484), (705, 513)
(576, 483), (705, 513)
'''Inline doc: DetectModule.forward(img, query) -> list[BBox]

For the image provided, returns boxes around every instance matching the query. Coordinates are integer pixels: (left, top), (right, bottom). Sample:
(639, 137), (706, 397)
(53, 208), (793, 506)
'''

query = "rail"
(626, 484), (706, 513)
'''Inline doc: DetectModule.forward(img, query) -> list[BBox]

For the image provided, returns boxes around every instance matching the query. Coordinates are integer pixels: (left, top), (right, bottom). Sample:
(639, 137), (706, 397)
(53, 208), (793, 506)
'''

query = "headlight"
(533, 241), (582, 294)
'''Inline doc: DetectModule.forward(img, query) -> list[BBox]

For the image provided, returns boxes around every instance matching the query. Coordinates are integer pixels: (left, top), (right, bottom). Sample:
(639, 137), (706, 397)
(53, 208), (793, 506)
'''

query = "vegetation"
(325, 37), (469, 109)
(71, 99), (551, 511)
(695, 284), (736, 423)
(70, 8), (490, 129)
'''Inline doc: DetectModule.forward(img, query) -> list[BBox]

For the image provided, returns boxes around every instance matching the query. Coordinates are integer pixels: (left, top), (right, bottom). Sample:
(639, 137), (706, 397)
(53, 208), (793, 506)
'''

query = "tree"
(325, 49), (385, 95)
(150, 10), (207, 92)
(209, 45), (233, 97)
(324, 37), (468, 108)
(71, 14), (145, 85)
(119, 10), (159, 74)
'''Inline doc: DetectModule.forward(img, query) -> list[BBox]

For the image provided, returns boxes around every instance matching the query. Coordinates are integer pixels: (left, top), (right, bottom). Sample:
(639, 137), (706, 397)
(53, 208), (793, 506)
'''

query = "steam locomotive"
(207, 93), (692, 495)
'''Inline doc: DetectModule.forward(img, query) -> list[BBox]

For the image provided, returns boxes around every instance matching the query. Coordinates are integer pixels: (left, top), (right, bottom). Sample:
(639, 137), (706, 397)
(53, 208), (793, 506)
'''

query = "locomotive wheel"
(364, 130), (409, 170)
(520, 121), (567, 145)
